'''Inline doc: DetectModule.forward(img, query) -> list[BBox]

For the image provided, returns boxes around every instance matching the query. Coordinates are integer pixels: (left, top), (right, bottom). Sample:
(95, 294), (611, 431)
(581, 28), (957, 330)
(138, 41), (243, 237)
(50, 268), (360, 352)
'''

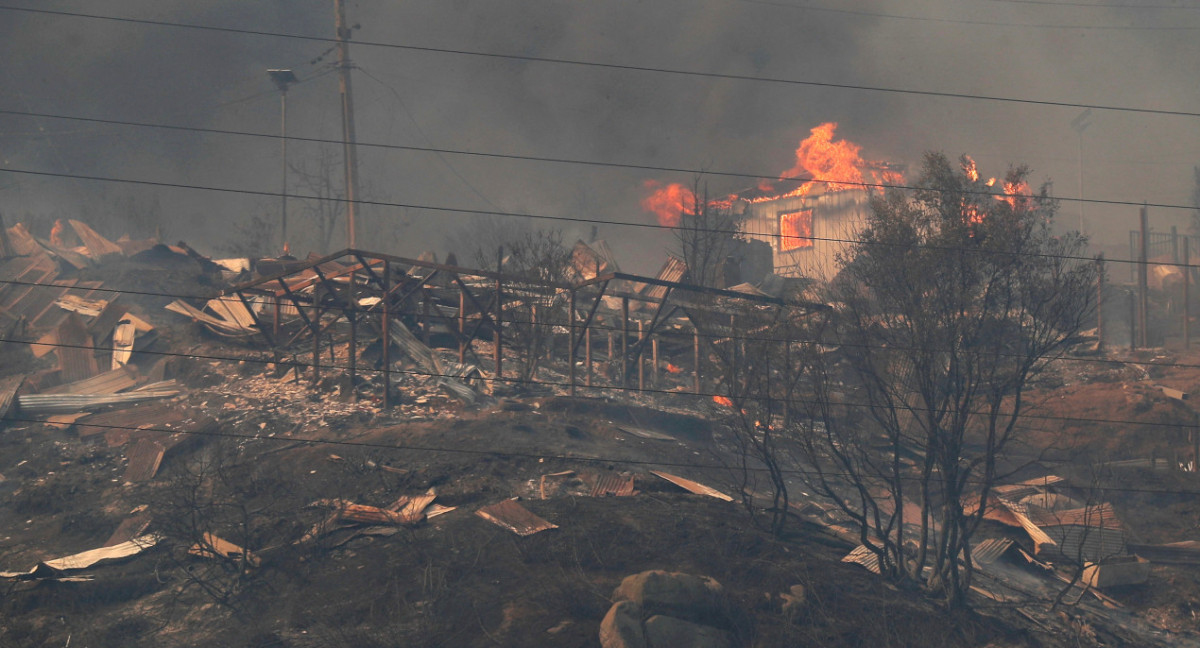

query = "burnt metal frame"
(230, 249), (829, 402)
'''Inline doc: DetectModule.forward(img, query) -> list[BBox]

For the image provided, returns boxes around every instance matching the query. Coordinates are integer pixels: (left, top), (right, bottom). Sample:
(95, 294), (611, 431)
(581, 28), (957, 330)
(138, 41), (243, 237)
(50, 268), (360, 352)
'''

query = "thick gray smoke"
(2, 0), (1198, 272)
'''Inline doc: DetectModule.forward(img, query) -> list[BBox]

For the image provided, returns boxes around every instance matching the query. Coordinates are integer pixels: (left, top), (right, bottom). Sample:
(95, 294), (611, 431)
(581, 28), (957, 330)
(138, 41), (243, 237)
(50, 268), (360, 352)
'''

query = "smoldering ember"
(4, 4), (1200, 648)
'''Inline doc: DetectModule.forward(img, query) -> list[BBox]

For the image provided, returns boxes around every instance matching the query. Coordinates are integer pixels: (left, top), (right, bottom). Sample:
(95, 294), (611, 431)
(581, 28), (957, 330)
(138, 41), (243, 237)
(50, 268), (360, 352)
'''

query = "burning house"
(641, 122), (903, 283)
(731, 181), (873, 282)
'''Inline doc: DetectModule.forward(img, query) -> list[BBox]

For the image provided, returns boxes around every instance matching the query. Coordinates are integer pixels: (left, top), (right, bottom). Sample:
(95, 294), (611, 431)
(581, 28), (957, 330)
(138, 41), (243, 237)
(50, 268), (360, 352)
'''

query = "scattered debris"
(123, 438), (167, 483)
(189, 533), (260, 567)
(0, 534), (161, 580)
(618, 425), (675, 441)
(475, 499), (558, 536)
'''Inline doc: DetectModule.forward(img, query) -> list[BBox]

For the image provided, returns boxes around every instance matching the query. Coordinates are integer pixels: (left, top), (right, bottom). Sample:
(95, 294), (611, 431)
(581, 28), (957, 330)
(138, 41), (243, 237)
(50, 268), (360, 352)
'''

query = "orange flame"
(640, 180), (695, 227)
(713, 395), (734, 408)
(1001, 179), (1031, 211)
(49, 219), (65, 247)
(780, 122), (865, 191)
(962, 156), (980, 183)
(665, 362), (683, 374)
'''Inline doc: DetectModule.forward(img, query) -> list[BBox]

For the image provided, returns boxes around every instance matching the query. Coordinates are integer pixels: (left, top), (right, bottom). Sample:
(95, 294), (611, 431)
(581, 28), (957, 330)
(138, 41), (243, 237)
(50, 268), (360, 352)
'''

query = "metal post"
(280, 87), (289, 251)
(652, 338), (659, 386)
(382, 261), (391, 407)
(621, 297), (630, 389)
(637, 320), (644, 391)
(494, 246), (503, 384)
(585, 327), (593, 387)
(1130, 290), (1137, 351)
(422, 292), (431, 345)
(458, 289), (466, 364)
(607, 330), (614, 380)
(1185, 244), (1191, 349)
(693, 329), (701, 395)
(313, 305), (322, 385)
(568, 290), (577, 396)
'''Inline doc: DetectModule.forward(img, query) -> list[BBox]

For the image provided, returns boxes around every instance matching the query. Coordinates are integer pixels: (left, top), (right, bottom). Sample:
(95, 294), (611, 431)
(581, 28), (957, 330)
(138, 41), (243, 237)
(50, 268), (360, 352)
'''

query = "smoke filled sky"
(1, 0), (1198, 272)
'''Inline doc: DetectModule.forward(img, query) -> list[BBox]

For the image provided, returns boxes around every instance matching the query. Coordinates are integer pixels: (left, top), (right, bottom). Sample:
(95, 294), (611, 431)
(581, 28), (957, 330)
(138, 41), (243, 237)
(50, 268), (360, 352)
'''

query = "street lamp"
(1070, 108), (1092, 235)
(268, 69), (298, 255)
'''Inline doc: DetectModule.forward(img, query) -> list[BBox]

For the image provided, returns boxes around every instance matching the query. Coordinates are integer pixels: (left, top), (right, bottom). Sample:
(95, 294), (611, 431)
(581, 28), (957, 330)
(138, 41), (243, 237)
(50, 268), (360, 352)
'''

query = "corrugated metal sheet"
(842, 545), (882, 574)
(643, 256), (687, 302)
(972, 538), (1016, 567)
(650, 470), (734, 502)
(591, 473), (635, 497)
(1029, 503), (1123, 530)
(475, 499), (558, 536)
(41, 365), (142, 395)
(16, 389), (179, 415)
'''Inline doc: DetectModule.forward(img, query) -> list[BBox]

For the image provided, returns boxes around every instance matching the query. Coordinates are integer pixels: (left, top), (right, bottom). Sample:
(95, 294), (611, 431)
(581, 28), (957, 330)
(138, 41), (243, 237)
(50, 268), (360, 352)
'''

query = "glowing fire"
(665, 362), (683, 374)
(639, 122), (877, 224)
(1001, 179), (1031, 211)
(780, 122), (864, 191)
(49, 219), (65, 247)
(640, 180), (695, 227)
(779, 209), (814, 251)
(713, 395), (734, 408)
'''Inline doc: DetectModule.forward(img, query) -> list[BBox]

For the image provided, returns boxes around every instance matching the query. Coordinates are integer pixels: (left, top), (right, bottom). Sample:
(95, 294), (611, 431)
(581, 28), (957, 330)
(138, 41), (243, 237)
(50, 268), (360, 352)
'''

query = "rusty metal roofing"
(475, 499), (558, 536)
(972, 538), (1016, 567)
(1028, 502), (1123, 530)
(591, 473), (636, 498)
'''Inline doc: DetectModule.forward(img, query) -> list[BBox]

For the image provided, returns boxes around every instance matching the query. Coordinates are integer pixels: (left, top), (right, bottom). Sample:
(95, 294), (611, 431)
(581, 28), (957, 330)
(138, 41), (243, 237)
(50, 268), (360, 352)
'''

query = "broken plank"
(189, 533), (260, 567)
(123, 438), (166, 483)
(475, 499), (558, 536)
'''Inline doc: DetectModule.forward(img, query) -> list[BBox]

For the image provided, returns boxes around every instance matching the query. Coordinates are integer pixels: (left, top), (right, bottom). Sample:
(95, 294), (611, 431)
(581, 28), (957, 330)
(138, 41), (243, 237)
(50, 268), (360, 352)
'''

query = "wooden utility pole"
(1096, 254), (1105, 352)
(1139, 205), (1149, 348)
(1185, 243), (1192, 349)
(335, 0), (360, 249)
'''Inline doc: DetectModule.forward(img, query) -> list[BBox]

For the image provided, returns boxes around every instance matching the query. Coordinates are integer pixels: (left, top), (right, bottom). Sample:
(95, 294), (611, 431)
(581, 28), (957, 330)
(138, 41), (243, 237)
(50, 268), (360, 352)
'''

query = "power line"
(731, 0), (1200, 28)
(1, 165), (1194, 273)
(2, 5), (1200, 119)
(980, 0), (1198, 8)
(3, 107), (1194, 213)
